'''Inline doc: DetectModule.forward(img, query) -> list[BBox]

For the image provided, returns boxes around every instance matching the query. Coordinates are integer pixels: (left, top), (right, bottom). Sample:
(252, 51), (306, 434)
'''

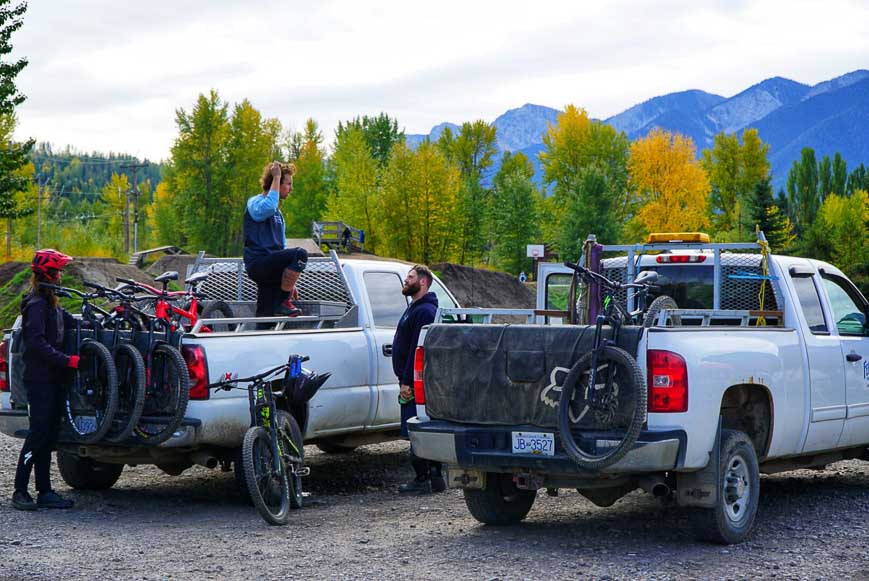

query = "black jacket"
(21, 292), (75, 384)
(392, 292), (438, 387)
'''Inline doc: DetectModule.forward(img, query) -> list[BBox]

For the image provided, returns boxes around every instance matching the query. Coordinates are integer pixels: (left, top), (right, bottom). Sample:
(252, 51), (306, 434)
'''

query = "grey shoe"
(37, 491), (74, 509)
(12, 490), (37, 511)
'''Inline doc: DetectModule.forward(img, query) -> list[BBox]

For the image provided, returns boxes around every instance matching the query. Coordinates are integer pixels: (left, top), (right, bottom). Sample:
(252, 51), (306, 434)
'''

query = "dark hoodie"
(392, 292), (438, 387)
(20, 292), (75, 384)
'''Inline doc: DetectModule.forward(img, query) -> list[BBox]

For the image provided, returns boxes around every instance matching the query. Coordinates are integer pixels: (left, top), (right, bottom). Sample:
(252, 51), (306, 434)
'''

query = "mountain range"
(405, 69), (869, 191)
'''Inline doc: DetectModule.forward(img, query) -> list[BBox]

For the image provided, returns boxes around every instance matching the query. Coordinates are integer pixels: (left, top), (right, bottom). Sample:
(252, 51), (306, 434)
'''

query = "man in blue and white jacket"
(243, 161), (308, 317)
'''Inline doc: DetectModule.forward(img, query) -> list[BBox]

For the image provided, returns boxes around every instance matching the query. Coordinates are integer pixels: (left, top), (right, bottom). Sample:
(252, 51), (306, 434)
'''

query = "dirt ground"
(1, 433), (869, 580)
(432, 262), (535, 309)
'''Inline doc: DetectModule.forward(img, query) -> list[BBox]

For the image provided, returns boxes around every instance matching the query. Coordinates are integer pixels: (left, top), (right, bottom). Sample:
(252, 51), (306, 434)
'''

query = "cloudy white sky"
(12, 0), (869, 161)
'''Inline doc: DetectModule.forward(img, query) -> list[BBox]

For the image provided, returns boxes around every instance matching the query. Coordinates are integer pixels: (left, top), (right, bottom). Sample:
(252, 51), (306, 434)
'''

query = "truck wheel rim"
(723, 453), (750, 523)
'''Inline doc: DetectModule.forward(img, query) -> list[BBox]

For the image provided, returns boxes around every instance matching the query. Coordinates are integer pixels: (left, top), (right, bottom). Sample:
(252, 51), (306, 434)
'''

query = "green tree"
(336, 113), (404, 167)
(832, 152), (848, 197)
(847, 163), (867, 195)
(559, 165), (621, 261)
(490, 152), (539, 273)
(284, 118), (328, 237)
(795, 147), (819, 230)
(818, 155), (832, 200)
(748, 178), (795, 253)
(167, 90), (231, 255)
(701, 128), (770, 238)
(0, 1), (33, 259)
(327, 126), (380, 251)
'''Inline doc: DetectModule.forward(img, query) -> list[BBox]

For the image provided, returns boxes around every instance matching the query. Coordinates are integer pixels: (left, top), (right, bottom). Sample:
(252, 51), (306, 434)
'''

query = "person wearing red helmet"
(12, 249), (77, 511)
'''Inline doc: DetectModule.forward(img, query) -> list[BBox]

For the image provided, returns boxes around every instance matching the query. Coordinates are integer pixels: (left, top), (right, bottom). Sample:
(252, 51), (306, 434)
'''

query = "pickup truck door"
(361, 271), (409, 427)
(819, 272), (869, 447)
(789, 266), (848, 452)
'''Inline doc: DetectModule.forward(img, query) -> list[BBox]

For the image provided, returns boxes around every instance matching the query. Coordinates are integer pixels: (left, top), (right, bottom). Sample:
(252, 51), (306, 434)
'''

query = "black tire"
(199, 300), (236, 332)
(56, 451), (123, 490)
(276, 411), (305, 509)
(463, 473), (537, 525)
(643, 295), (679, 327)
(134, 344), (190, 446)
(65, 339), (119, 444)
(692, 430), (760, 544)
(233, 447), (253, 505)
(558, 345), (647, 471)
(316, 442), (357, 454)
(104, 343), (146, 443)
(242, 426), (291, 525)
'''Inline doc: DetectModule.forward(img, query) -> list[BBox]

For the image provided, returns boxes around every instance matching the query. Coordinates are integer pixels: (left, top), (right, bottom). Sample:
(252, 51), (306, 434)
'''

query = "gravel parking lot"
(1, 434), (868, 580)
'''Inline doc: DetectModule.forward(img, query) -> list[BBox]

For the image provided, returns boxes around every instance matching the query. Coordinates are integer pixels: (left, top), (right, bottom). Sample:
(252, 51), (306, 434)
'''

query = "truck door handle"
(846, 353), (862, 362)
(382, 344), (392, 357)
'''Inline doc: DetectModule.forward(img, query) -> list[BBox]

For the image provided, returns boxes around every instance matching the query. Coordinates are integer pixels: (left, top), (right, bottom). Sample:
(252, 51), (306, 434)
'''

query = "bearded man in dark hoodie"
(392, 264), (445, 494)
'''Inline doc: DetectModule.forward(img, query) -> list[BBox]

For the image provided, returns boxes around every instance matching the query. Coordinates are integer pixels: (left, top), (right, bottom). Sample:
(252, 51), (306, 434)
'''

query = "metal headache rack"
(185, 249), (358, 331)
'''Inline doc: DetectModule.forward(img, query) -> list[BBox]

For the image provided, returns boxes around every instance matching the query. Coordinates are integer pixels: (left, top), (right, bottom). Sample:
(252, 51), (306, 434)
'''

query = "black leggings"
(246, 248), (308, 317)
(15, 381), (64, 493)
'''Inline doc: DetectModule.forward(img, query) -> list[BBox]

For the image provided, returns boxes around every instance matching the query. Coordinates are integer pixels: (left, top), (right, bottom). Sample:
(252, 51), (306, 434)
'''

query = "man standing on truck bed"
(393, 264), (445, 494)
(244, 161), (308, 317)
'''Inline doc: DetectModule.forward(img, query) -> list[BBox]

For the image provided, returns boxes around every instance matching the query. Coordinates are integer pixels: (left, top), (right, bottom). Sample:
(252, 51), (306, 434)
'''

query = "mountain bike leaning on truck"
(207, 355), (331, 525)
(559, 262), (665, 470)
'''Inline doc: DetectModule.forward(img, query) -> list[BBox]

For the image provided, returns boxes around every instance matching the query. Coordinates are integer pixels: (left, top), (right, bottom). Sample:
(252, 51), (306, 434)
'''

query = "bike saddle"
(154, 271), (179, 283)
(186, 271), (209, 285)
(633, 270), (659, 285)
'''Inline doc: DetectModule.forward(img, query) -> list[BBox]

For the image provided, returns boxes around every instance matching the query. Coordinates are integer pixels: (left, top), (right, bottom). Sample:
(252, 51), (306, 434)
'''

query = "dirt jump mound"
(432, 263), (534, 309)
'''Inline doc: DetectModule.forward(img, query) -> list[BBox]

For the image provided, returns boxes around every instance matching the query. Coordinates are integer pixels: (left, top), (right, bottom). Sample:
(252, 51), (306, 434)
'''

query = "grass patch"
(0, 268), (88, 330)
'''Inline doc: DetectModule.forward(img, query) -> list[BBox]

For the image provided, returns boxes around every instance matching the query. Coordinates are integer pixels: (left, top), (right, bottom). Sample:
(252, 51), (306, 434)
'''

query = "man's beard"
(402, 281), (420, 296)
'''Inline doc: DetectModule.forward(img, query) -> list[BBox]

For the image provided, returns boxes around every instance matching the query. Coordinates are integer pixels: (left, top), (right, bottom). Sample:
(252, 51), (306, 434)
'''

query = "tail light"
(0, 340), (8, 392)
(656, 254), (706, 263)
(413, 347), (425, 405)
(647, 349), (688, 412)
(182, 345), (209, 400)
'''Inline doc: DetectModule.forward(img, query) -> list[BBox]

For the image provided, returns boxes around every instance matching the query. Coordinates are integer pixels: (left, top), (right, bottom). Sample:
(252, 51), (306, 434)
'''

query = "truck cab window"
(790, 275), (829, 334)
(821, 274), (867, 336)
(429, 279), (457, 310)
(363, 272), (408, 328)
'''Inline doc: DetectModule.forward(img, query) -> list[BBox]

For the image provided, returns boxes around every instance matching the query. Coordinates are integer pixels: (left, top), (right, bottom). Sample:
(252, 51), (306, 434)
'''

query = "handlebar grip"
(302, 356), (310, 362)
(116, 277), (137, 286)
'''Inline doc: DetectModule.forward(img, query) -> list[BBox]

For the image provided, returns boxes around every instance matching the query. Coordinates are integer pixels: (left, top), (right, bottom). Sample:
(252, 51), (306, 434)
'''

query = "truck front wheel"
(57, 452), (124, 490)
(463, 473), (536, 525)
(692, 429), (760, 544)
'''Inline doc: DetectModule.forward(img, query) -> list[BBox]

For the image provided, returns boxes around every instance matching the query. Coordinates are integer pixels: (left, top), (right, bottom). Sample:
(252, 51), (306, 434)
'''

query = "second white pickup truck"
(408, 234), (869, 544)
(0, 252), (460, 491)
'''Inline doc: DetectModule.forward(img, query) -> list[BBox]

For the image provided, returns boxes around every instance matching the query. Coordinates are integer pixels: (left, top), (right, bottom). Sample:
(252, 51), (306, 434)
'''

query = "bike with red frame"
(116, 271), (235, 333)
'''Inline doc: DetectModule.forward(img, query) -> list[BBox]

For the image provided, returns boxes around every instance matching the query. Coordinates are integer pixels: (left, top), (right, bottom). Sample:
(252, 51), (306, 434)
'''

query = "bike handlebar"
(207, 356), (311, 391)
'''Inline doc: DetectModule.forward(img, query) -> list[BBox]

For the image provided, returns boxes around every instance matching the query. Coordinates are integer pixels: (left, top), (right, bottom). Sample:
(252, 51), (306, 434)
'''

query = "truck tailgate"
(423, 324), (644, 428)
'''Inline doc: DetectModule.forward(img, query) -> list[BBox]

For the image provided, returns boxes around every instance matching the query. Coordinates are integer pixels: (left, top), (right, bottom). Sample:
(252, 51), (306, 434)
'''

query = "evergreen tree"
(818, 155), (832, 200)
(795, 148), (819, 230)
(748, 178), (795, 253)
(335, 113), (404, 167)
(831, 152), (847, 197)
(490, 152), (539, 273)
(847, 163), (867, 195)
(0, 1), (33, 258)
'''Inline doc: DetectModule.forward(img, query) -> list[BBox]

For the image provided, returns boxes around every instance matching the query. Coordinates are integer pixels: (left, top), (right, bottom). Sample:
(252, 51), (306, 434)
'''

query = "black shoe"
(430, 473), (446, 493)
(399, 477), (432, 495)
(37, 491), (74, 509)
(275, 300), (302, 317)
(12, 490), (37, 511)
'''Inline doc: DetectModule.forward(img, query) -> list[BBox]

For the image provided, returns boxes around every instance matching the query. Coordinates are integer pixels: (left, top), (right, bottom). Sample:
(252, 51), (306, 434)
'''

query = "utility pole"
(121, 185), (129, 254)
(120, 161), (148, 255)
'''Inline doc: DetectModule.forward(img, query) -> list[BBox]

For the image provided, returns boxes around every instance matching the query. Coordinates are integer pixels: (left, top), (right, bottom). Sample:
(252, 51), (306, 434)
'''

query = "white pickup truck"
(0, 252), (459, 491)
(408, 235), (869, 544)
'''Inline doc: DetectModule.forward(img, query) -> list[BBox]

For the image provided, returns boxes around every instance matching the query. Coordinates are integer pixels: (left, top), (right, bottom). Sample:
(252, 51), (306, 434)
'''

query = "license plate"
(75, 416), (97, 433)
(511, 431), (555, 456)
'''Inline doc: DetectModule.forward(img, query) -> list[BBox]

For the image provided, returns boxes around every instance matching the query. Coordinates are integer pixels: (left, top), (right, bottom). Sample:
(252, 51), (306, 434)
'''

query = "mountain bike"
(557, 262), (660, 470)
(40, 283), (120, 444)
(117, 271), (235, 333)
(208, 355), (330, 525)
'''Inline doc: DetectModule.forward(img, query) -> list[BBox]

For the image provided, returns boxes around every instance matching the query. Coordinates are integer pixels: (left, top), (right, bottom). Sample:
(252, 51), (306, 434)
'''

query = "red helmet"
(31, 249), (72, 276)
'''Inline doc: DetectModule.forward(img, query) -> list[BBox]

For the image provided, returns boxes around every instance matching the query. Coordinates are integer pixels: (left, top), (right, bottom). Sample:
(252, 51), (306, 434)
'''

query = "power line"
(31, 156), (153, 165)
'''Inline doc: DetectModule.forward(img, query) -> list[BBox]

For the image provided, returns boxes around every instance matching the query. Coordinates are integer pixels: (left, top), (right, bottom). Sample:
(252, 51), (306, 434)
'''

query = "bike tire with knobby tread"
(199, 300), (236, 332)
(134, 343), (189, 446)
(643, 295), (679, 327)
(275, 410), (305, 509)
(104, 343), (146, 443)
(558, 345), (647, 471)
(56, 451), (124, 490)
(242, 426), (291, 525)
(65, 339), (119, 444)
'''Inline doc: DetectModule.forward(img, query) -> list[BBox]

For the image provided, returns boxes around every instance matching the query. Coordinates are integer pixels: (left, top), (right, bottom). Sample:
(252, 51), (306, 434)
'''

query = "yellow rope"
(756, 226), (770, 327)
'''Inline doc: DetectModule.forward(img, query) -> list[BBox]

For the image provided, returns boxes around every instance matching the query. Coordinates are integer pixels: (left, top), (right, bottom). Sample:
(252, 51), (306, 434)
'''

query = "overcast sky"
(11, 0), (869, 161)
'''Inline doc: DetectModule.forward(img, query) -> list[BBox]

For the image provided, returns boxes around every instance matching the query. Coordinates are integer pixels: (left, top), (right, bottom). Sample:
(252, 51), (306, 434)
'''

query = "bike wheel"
(199, 300), (236, 332)
(275, 410), (305, 509)
(65, 339), (119, 444)
(243, 426), (291, 525)
(558, 345), (646, 471)
(134, 344), (190, 446)
(643, 295), (679, 327)
(104, 343), (146, 443)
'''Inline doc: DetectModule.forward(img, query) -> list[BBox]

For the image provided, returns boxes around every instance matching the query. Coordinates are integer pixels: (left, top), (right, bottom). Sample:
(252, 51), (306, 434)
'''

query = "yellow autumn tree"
(628, 129), (711, 237)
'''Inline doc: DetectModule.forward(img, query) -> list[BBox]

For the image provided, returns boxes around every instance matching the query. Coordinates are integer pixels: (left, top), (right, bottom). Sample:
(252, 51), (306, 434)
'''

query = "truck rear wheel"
(57, 452), (124, 490)
(692, 429), (760, 544)
(463, 473), (536, 525)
